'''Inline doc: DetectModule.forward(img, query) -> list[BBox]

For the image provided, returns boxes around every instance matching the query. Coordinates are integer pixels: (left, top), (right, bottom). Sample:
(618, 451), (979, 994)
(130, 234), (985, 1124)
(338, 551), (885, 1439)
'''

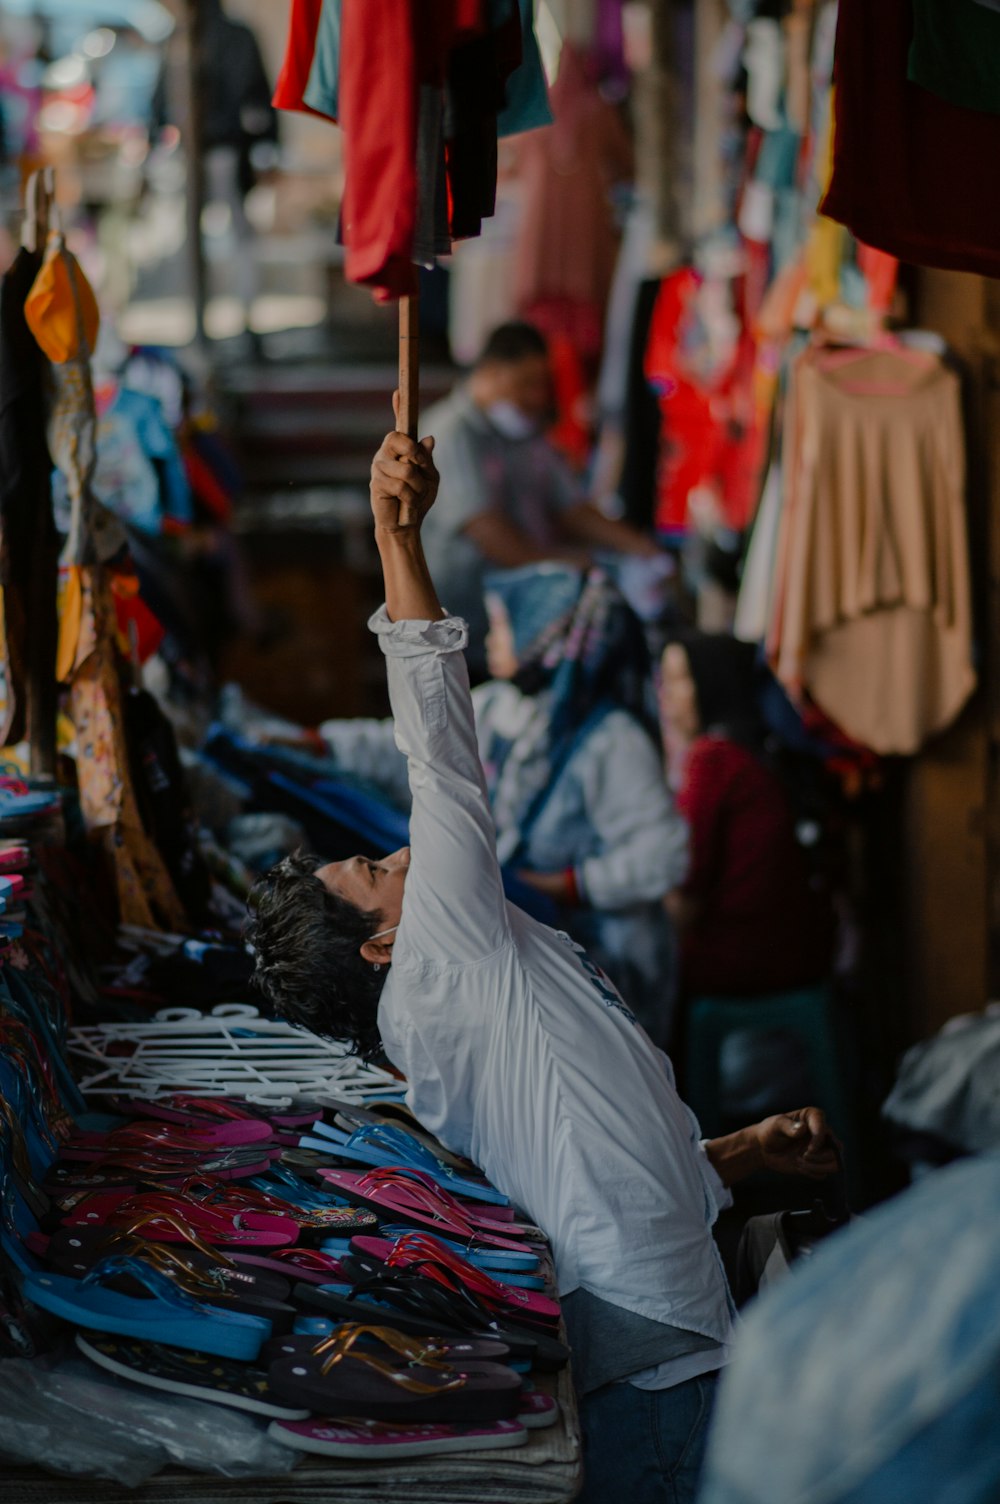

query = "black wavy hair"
(246, 852), (387, 1059)
(477, 320), (549, 367)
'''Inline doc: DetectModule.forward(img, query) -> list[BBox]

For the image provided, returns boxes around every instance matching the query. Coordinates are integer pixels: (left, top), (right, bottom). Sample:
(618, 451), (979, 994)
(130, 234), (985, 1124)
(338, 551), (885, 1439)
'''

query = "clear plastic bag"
(0, 1350), (300, 1487)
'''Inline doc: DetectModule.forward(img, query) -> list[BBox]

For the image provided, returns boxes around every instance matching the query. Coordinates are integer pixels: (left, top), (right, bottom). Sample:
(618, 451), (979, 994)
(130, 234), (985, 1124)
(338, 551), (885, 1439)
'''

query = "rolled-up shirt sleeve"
(370, 607), (510, 966)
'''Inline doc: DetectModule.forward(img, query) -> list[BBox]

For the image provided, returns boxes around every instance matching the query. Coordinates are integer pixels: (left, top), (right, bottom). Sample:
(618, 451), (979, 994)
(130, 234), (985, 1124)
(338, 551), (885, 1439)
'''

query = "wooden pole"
(181, 0), (209, 361)
(398, 292), (420, 439)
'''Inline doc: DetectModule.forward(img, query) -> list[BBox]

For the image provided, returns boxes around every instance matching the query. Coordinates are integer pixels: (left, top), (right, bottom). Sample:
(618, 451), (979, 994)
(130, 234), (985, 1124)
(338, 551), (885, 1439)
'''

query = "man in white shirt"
(249, 407), (839, 1504)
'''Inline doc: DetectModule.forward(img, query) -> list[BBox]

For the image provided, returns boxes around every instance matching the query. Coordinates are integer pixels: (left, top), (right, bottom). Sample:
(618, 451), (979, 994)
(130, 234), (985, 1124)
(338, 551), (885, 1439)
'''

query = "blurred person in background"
(420, 319), (666, 677)
(152, 0), (276, 345)
(660, 631), (833, 1003)
(478, 562), (686, 1047)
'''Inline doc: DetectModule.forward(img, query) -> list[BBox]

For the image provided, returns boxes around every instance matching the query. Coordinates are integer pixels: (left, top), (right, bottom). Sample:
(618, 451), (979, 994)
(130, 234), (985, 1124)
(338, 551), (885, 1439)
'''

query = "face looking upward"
(317, 847), (410, 964)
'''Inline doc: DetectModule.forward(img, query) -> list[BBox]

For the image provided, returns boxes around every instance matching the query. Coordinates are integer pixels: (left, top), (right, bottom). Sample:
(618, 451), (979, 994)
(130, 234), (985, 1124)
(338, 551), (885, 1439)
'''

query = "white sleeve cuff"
(698, 1138), (734, 1216)
(368, 605), (469, 658)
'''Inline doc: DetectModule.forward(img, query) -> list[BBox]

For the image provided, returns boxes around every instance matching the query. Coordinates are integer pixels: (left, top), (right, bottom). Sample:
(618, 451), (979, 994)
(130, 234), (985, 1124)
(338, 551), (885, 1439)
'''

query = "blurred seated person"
(318, 565), (687, 1046)
(660, 632), (833, 1001)
(421, 320), (664, 676)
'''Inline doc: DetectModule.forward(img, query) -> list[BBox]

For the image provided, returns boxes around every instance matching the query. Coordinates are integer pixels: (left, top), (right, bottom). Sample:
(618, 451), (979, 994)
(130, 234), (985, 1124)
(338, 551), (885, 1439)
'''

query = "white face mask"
(370, 924), (398, 942)
(486, 400), (541, 441)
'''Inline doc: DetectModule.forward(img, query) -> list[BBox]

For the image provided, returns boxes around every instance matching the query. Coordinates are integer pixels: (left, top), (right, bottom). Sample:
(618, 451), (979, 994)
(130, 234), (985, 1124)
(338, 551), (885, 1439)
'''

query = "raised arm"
(370, 397), (510, 966)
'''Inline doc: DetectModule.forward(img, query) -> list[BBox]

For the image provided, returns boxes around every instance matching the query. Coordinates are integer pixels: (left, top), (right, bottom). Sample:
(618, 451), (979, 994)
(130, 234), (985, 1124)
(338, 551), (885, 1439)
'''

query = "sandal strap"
(314, 1321), (453, 1374)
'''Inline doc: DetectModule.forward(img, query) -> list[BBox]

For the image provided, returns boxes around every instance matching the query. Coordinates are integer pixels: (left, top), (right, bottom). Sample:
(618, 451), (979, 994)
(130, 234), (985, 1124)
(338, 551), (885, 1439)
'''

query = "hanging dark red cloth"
(821, 0), (1000, 278)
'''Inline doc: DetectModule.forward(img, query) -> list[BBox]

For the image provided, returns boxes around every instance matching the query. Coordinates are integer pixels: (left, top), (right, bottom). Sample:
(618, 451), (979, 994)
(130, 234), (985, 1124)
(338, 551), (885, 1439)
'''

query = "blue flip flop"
(22, 1256), (270, 1360)
(301, 1121), (510, 1206)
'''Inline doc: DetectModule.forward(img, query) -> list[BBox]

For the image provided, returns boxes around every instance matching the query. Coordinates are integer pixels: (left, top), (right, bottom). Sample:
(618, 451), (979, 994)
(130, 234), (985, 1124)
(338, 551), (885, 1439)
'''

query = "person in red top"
(660, 632), (833, 1000)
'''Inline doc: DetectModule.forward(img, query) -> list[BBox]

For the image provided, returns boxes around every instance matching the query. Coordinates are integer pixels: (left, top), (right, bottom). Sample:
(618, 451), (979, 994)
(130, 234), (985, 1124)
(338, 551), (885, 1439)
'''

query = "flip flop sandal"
(232, 1248), (351, 1286)
(289, 1273), (533, 1358)
(267, 1328), (523, 1424)
(352, 1234), (546, 1292)
(302, 1122), (509, 1207)
(374, 1225), (542, 1278)
(111, 1096), (321, 1133)
(518, 1391), (560, 1430)
(62, 1119), (276, 1154)
(247, 1165), (368, 1216)
(326, 1100), (478, 1176)
(267, 1414), (527, 1460)
(23, 1256), (269, 1360)
(317, 1169), (534, 1253)
(291, 1271), (568, 1370)
(72, 1251), (300, 1335)
(75, 1332), (311, 1419)
(42, 1227), (292, 1303)
(61, 1191), (300, 1248)
(261, 1329), (511, 1377)
(380, 1234), (561, 1326)
(47, 1147), (278, 1189)
(341, 1250), (560, 1333)
(262, 1323), (512, 1369)
(179, 1177), (364, 1241)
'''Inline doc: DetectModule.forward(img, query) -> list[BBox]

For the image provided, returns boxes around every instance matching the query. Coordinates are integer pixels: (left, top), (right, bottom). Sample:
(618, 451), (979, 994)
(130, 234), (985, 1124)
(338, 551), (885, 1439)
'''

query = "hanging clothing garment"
(272, 0), (327, 117)
(337, 0), (420, 300)
(821, 0), (1000, 279)
(643, 268), (763, 536)
(908, 0), (1000, 116)
(94, 388), (193, 538)
(68, 568), (187, 932)
(304, 0), (341, 121)
(0, 248), (52, 748)
(768, 347), (976, 756)
(497, 0), (553, 137)
(512, 43), (634, 359)
(32, 235), (125, 573)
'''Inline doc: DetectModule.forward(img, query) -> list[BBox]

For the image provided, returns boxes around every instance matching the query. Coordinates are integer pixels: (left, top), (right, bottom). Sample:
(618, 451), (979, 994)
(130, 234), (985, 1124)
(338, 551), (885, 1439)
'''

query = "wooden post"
(181, 0), (209, 360)
(398, 292), (420, 439)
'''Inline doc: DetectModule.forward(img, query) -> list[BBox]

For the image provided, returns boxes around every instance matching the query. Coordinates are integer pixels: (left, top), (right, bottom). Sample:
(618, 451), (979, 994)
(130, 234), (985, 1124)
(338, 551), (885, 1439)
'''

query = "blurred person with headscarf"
(478, 563), (686, 1044)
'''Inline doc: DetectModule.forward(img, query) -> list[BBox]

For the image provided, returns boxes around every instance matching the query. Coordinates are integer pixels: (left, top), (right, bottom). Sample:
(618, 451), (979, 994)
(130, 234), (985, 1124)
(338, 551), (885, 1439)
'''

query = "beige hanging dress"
(769, 346), (975, 755)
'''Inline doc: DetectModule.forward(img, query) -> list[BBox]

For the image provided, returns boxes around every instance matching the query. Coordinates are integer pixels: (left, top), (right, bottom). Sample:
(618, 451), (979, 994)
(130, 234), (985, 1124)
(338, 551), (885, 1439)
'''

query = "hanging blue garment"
(94, 388), (192, 536)
(498, 0), (553, 137)
(304, 0), (342, 121)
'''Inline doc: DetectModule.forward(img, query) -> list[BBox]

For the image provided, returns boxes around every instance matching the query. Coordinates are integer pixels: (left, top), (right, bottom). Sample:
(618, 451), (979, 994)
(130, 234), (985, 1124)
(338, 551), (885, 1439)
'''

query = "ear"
(360, 937), (394, 967)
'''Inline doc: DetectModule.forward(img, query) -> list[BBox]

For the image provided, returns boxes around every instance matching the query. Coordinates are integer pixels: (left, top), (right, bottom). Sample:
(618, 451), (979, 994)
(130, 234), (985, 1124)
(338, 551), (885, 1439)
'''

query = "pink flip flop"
(318, 1169), (533, 1254)
(62, 1190), (300, 1248)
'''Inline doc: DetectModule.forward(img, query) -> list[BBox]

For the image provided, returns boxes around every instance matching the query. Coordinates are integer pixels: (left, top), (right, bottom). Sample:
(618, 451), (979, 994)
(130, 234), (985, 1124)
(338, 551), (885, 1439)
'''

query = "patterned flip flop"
(76, 1332), (310, 1420)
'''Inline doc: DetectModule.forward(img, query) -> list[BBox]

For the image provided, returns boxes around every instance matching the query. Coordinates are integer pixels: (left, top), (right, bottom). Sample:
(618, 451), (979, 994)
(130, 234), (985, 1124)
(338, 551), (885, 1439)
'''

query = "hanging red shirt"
(272, 0), (327, 119)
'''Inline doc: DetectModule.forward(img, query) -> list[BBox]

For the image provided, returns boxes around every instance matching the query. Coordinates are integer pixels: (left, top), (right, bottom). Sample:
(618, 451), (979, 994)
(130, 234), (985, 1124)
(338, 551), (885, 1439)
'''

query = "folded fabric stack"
(3, 1061), (566, 1464)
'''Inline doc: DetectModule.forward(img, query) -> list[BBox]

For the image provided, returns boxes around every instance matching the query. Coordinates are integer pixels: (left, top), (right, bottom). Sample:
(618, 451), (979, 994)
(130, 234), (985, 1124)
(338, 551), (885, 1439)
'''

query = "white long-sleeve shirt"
(371, 608), (733, 1360)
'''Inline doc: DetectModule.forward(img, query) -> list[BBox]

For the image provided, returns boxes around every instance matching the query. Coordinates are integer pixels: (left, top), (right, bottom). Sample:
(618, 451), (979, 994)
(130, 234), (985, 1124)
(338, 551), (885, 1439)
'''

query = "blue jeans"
(578, 1373), (717, 1504)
